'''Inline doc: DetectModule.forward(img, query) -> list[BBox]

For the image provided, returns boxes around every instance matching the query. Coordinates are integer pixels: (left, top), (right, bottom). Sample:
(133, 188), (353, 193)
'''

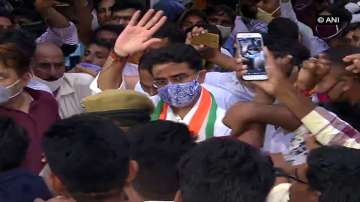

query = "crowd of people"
(1, 0), (360, 201)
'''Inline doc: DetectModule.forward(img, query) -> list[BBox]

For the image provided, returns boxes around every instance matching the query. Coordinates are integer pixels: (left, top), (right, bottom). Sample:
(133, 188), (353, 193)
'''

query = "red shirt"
(0, 88), (60, 174)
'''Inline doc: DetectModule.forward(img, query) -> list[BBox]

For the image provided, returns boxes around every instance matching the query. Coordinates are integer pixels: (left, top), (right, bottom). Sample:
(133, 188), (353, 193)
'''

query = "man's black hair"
(43, 115), (130, 194)
(11, 7), (42, 22)
(177, 9), (209, 29)
(0, 117), (29, 172)
(264, 36), (310, 66)
(0, 28), (36, 59)
(89, 39), (114, 50)
(205, 4), (236, 26)
(268, 17), (299, 42)
(153, 21), (186, 43)
(93, 24), (124, 41)
(140, 43), (203, 74)
(0, 11), (13, 22)
(127, 120), (196, 201)
(178, 138), (275, 202)
(111, 0), (144, 13)
(307, 146), (360, 202)
(325, 46), (360, 67)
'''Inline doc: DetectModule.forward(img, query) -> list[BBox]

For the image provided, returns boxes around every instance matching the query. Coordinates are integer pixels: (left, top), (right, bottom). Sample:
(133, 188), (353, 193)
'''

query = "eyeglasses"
(274, 167), (308, 184)
(152, 73), (199, 89)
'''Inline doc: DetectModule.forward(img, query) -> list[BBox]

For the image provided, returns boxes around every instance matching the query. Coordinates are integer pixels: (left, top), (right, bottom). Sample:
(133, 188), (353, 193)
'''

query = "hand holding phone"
(236, 33), (268, 81)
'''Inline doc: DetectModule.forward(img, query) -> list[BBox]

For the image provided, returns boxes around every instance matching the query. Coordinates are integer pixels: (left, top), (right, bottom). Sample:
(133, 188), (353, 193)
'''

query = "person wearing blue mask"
(140, 43), (231, 141)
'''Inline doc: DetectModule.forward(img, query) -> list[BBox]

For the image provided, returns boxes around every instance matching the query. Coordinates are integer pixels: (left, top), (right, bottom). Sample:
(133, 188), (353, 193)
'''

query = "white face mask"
(33, 76), (64, 92)
(0, 80), (23, 105)
(216, 24), (232, 40)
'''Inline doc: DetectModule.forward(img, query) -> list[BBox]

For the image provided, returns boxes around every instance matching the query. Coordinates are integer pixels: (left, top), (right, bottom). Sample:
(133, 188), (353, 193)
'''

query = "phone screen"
(237, 34), (266, 78)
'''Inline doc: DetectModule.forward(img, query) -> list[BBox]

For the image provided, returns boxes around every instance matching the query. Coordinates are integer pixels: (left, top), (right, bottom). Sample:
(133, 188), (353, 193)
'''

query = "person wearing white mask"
(0, 33), (59, 174)
(31, 42), (94, 119)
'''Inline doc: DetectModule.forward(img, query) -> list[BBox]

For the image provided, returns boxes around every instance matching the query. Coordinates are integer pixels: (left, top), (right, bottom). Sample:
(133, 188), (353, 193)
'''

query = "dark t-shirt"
(0, 169), (52, 202)
(0, 88), (60, 174)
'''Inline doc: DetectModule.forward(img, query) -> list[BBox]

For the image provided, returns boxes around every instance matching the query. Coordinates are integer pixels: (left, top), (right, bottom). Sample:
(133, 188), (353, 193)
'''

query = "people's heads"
(178, 9), (208, 32)
(31, 43), (65, 92)
(239, 0), (261, 19)
(140, 43), (205, 108)
(290, 146), (360, 202)
(110, 0), (144, 26)
(94, 24), (124, 44)
(11, 8), (45, 37)
(0, 36), (33, 104)
(0, 12), (13, 30)
(177, 138), (275, 202)
(268, 17), (299, 42)
(0, 117), (29, 172)
(206, 5), (235, 39)
(128, 120), (195, 201)
(43, 115), (137, 201)
(82, 40), (112, 67)
(96, 0), (116, 26)
(315, 46), (360, 104)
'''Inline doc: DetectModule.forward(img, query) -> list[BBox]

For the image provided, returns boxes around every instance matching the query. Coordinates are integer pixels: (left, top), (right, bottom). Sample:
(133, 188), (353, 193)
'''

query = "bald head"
(32, 43), (66, 81)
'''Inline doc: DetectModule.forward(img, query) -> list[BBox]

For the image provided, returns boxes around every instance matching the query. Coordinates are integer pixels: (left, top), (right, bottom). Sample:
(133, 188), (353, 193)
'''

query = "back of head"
(178, 138), (275, 202)
(111, 0), (144, 13)
(43, 115), (130, 195)
(0, 117), (29, 172)
(128, 120), (196, 201)
(268, 17), (299, 42)
(140, 43), (203, 73)
(307, 146), (360, 202)
(326, 46), (360, 67)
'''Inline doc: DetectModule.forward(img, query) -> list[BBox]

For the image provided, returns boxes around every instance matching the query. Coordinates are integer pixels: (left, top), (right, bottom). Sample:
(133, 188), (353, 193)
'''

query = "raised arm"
(97, 9), (167, 91)
(73, 0), (93, 44)
(35, 0), (70, 28)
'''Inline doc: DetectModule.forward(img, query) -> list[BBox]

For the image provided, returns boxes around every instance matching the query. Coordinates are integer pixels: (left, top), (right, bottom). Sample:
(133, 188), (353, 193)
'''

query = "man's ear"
(174, 190), (182, 202)
(126, 160), (139, 184)
(21, 72), (32, 85)
(197, 69), (207, 83)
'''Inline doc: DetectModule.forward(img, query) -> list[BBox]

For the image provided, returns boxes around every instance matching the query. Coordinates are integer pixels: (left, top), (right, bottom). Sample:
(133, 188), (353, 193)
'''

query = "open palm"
(114, 9), (167, 57)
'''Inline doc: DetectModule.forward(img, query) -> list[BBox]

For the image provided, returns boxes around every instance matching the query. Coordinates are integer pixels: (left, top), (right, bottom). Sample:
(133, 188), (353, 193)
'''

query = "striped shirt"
(295, 107), (360, 149)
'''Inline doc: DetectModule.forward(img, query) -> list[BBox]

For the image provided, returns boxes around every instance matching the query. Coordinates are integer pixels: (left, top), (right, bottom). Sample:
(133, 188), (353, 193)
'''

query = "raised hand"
(114, 9), (167, 57)
(343, 53), (360, 74)
(296, 54), (330, 91)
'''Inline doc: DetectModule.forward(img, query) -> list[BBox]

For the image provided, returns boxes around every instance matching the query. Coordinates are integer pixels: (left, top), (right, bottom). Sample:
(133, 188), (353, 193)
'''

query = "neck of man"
(172, 104), (196, 119)
(3, 91), (32, 113)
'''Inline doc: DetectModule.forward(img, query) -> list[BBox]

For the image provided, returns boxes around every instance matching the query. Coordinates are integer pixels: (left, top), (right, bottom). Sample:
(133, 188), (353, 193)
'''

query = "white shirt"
(57, 73), (94, 118)
(89, 74), (127, 95)
(152, 86), (231, 142)
(266, 183), (291, 202)
(205, 72), (255, 102)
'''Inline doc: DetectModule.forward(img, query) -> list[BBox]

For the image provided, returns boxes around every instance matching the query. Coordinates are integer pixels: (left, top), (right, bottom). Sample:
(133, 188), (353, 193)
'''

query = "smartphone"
(191, 32), (220, 49)
(236, 33), (268, 81)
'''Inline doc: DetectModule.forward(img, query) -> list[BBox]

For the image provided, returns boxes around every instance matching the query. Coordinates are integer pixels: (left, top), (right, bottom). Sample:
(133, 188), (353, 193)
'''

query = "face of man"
(32, 43), (65, 81)
(181, 15), (206, 32)
(111, 8), (137, 26)
(97, 0), (115, 25)
(0, 16), (12, 30)
(82, 43), (110, 67)
(345, 28), (360, 47)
